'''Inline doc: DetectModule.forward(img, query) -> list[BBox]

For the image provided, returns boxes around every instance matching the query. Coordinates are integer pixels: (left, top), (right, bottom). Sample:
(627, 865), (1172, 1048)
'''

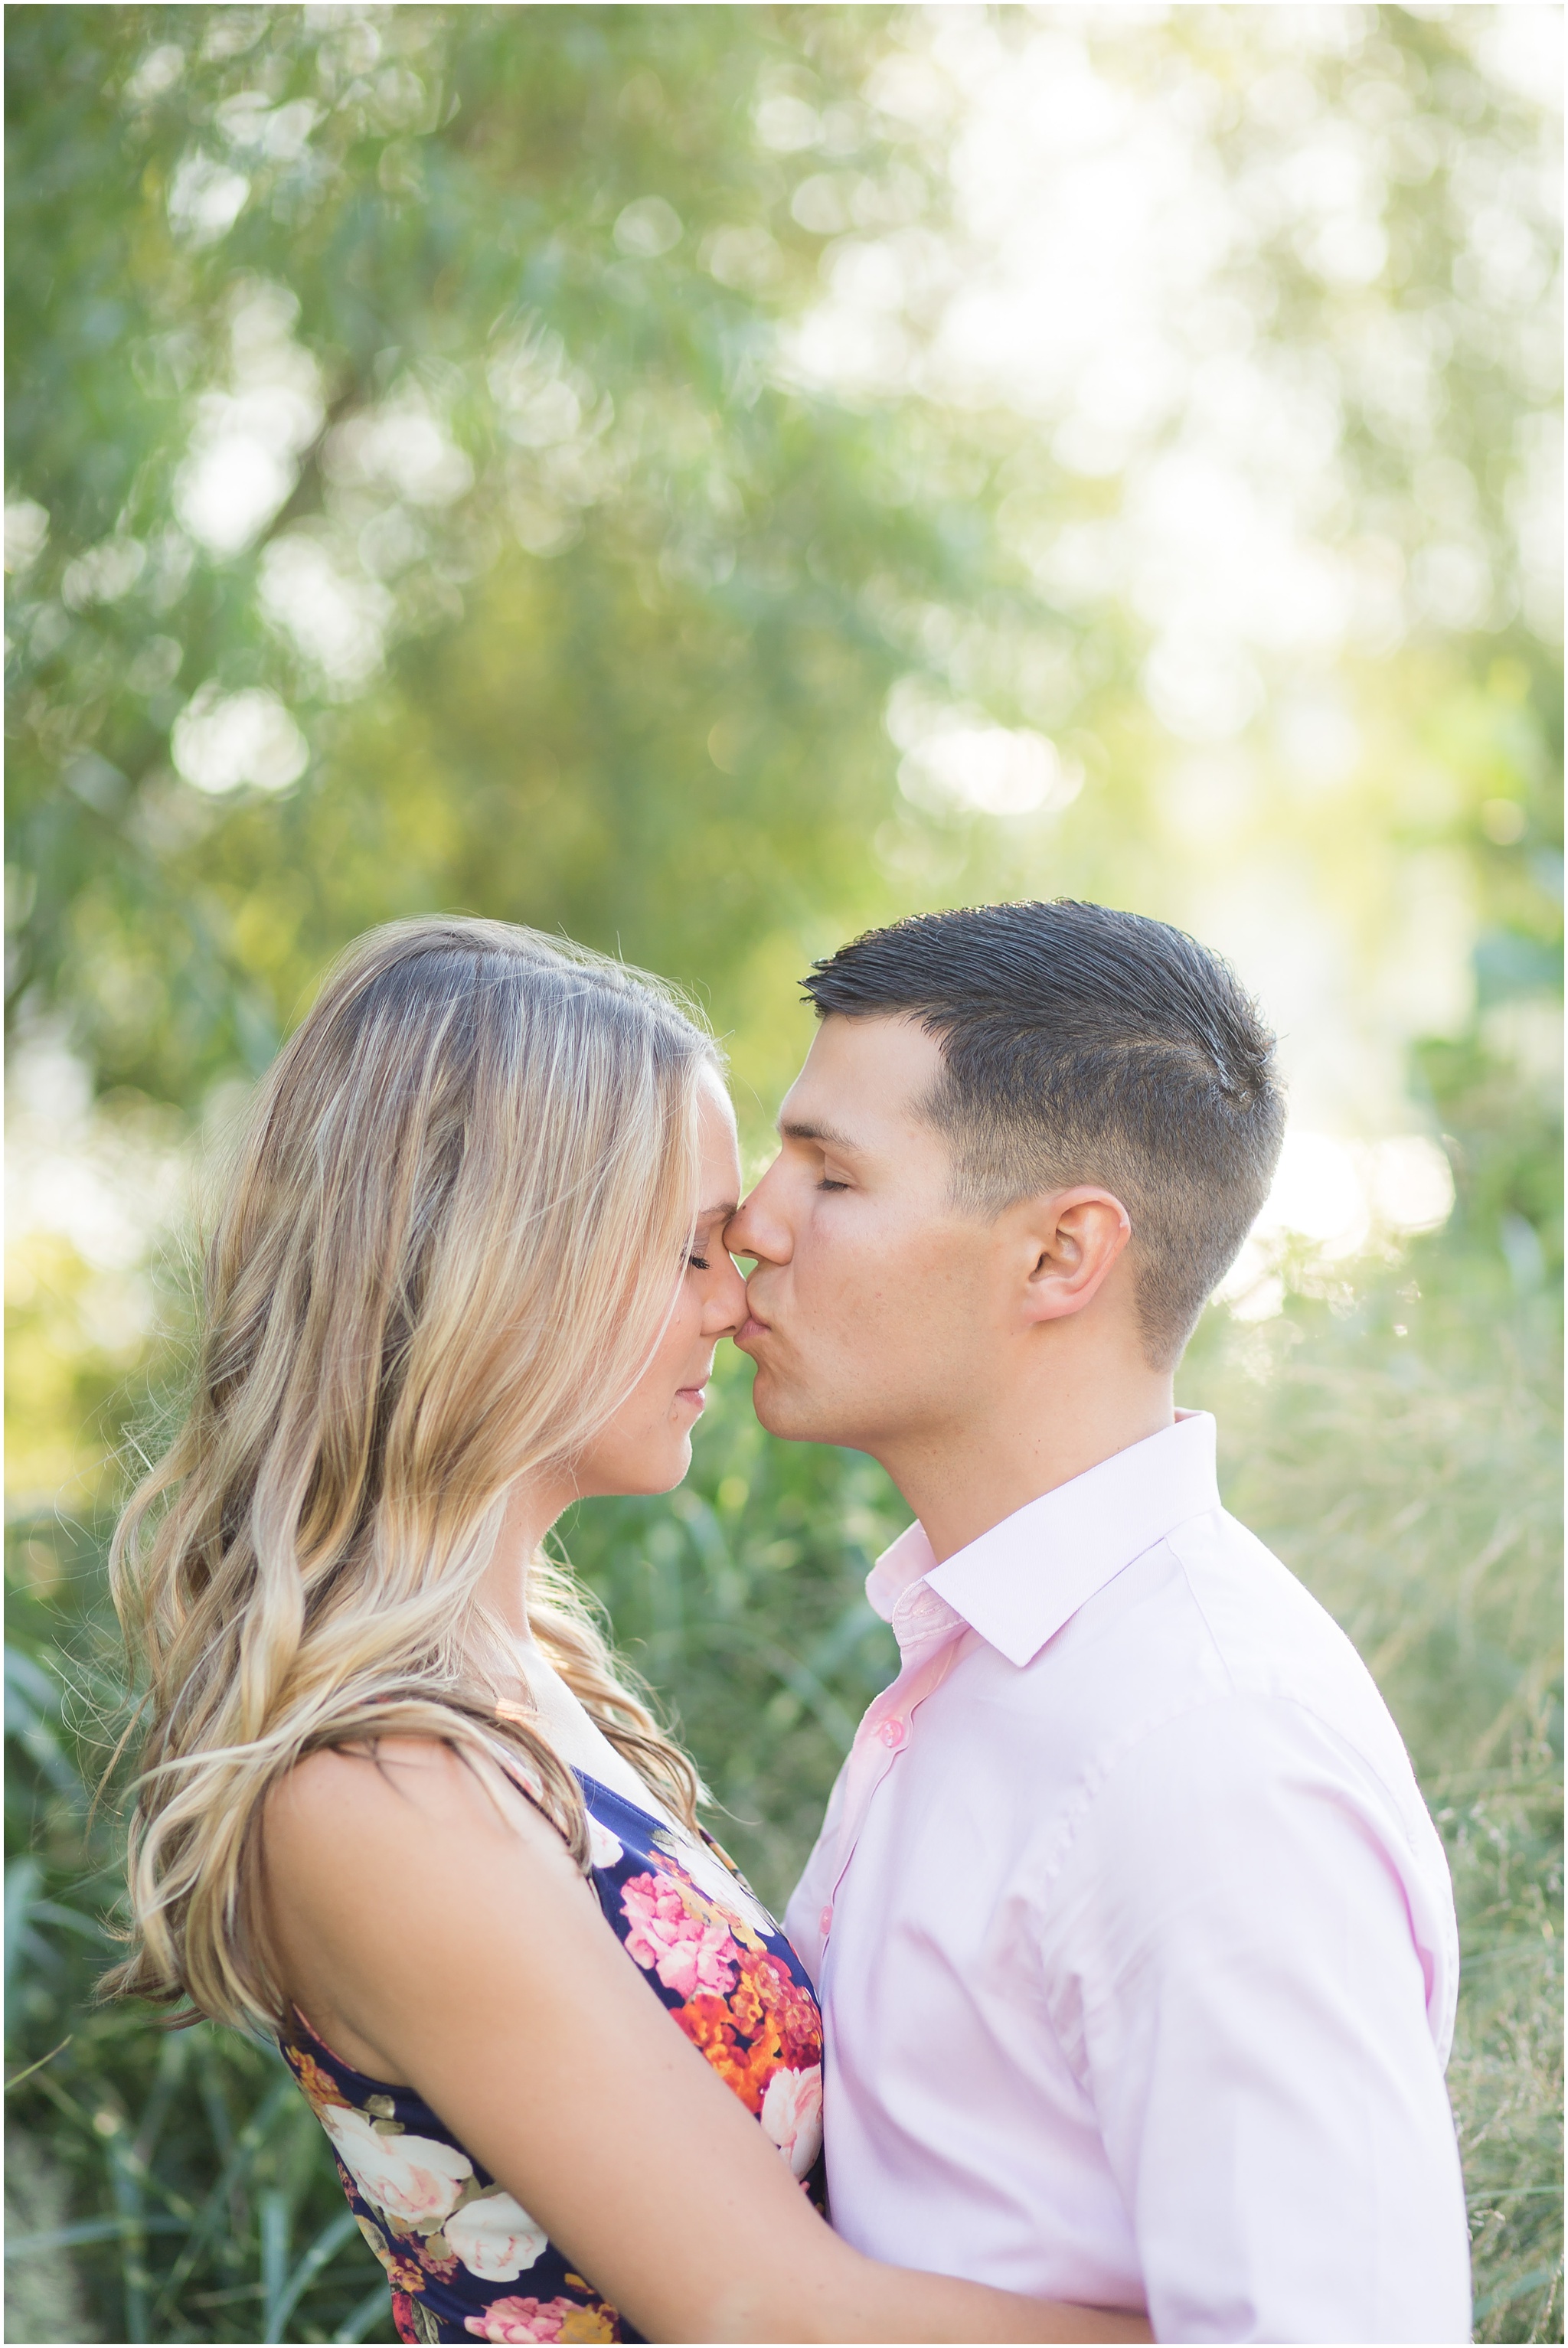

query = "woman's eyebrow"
(697, 1199), (740, 1223)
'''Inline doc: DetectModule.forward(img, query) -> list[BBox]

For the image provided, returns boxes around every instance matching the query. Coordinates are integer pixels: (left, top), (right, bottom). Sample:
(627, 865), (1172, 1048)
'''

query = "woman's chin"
(617, 1435), (694, 1500)
(574, 1420), (696, 1501)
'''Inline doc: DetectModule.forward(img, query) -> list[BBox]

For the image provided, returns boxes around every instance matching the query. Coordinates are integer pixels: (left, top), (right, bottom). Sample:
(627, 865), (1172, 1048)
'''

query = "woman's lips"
(675, 1384), (707, 1412)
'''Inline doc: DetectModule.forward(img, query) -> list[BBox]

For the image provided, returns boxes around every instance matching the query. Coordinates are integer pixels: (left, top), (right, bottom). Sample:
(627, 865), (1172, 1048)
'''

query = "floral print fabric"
(281, 1772), (825, 2344)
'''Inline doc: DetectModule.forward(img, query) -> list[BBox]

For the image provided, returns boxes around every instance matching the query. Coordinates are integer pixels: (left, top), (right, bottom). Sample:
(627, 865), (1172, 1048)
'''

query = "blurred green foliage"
(6, 5), (1561, 1133)
(5, 5), (1561, 2343)
(6, 0), (963, 1117)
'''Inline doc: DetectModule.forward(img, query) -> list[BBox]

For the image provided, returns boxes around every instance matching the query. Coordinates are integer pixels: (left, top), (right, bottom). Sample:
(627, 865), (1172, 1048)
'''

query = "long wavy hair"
(103, 916), (717, 2035)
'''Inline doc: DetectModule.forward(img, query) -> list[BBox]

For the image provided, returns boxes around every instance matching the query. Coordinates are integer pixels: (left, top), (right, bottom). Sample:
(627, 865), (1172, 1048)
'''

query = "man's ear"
(1012, 1187), (1132, 1326)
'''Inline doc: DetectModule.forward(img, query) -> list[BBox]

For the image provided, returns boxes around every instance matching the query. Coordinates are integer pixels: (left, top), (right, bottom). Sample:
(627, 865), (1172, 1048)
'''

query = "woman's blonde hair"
(104, 916), (718, 2034)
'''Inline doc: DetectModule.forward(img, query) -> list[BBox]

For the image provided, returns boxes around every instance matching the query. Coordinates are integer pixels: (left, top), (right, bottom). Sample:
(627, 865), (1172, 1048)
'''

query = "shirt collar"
(867, 1411), (1221, 1671)
(865, 1520), (957, 1668)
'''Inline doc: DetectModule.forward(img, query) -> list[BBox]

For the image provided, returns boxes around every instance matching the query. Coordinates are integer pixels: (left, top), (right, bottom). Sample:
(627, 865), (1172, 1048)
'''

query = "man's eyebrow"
(778, 1116), (864, 1152)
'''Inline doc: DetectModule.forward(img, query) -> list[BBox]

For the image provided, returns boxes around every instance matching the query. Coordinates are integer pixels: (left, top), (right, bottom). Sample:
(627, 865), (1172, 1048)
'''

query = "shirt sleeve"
(1037, 1693), (1472, 2344)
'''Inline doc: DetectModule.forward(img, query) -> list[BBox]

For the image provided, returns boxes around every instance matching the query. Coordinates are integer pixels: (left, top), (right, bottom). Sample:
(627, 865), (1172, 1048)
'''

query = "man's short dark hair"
(801, 900), (1285, 1370)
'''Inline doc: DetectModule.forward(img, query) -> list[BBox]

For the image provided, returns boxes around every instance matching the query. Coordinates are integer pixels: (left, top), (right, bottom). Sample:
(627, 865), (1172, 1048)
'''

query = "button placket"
(812, 1582), (975, 1958)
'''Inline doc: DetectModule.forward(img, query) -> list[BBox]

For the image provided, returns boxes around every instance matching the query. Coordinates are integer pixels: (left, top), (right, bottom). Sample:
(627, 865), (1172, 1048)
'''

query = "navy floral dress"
(281, 1771), (825, 2344)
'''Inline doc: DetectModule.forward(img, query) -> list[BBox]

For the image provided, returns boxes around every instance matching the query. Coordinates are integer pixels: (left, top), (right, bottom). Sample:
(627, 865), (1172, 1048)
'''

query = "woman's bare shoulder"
(265, 1732), (567, 1885)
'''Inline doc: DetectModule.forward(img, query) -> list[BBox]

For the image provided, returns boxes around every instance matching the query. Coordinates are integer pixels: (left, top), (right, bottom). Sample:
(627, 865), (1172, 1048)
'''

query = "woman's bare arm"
(265, 1740), (1148, 2346)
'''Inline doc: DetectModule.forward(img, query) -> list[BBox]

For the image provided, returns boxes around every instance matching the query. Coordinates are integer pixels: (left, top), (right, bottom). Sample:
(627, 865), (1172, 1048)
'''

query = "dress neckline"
(572, 1763), (691, 1847)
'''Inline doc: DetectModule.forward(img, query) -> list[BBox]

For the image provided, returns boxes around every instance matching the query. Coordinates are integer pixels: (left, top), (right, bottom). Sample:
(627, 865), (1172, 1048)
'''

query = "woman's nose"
(704, 1250), (750, 1335)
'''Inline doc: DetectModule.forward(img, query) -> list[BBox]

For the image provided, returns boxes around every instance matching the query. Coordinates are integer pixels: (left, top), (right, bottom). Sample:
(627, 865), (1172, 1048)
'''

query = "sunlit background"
(5, 8), (1561, 2343)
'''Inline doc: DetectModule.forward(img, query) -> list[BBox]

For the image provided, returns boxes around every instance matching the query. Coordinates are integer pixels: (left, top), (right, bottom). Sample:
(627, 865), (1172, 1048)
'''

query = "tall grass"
(5, 1236), (1560, 2343)
(1204, 1287), (1563, 2345)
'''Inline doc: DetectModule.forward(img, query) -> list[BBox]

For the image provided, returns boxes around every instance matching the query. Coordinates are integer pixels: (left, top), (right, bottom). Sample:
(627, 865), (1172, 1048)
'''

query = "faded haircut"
(801, 900), (1285, 1370)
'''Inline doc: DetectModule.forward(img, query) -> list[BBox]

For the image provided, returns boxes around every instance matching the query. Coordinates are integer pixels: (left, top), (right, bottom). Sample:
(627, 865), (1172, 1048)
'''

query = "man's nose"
(724, 1168), (791, 1267)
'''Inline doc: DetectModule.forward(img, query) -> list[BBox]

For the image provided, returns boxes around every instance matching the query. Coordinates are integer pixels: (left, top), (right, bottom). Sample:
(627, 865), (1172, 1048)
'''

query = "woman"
(106, 917), (1148, 2346)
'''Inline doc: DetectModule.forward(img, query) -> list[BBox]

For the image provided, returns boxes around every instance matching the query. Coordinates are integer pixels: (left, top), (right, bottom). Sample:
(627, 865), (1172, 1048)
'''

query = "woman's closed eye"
(687, 1199), (740, 1273)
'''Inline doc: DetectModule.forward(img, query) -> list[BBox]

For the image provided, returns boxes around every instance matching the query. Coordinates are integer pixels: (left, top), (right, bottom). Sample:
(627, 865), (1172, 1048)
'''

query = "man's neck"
(875, 1366), (1178, 1567)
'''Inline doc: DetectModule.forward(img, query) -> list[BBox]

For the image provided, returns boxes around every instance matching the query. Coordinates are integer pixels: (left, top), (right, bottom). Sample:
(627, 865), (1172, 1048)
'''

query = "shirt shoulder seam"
(1161, 1512), (1433, 1843)
(1029, 1675), (1430, 1902)
(1159, 1507), (1240, 1697)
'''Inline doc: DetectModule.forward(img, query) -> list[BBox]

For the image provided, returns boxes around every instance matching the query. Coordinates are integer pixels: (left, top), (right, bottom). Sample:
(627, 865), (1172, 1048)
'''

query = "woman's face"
(570, 1068), (746, 1499)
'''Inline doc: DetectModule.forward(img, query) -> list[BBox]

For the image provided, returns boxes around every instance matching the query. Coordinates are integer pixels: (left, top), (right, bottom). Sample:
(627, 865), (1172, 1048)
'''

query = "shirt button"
(818, 1905), (833, 1938)
(877, 1716), (906, 1749)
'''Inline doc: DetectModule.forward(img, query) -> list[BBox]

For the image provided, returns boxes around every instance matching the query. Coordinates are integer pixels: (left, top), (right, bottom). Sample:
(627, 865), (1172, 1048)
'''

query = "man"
(724, 900), (1471, 2345)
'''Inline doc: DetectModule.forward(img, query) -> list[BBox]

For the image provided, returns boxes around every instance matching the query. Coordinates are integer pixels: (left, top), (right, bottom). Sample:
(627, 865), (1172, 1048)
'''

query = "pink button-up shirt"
(785, 1413), (1470, 2343)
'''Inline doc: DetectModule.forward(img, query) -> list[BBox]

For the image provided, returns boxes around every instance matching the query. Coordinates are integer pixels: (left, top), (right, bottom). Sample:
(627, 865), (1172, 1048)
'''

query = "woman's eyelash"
(688, 1252), (710, 1271)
